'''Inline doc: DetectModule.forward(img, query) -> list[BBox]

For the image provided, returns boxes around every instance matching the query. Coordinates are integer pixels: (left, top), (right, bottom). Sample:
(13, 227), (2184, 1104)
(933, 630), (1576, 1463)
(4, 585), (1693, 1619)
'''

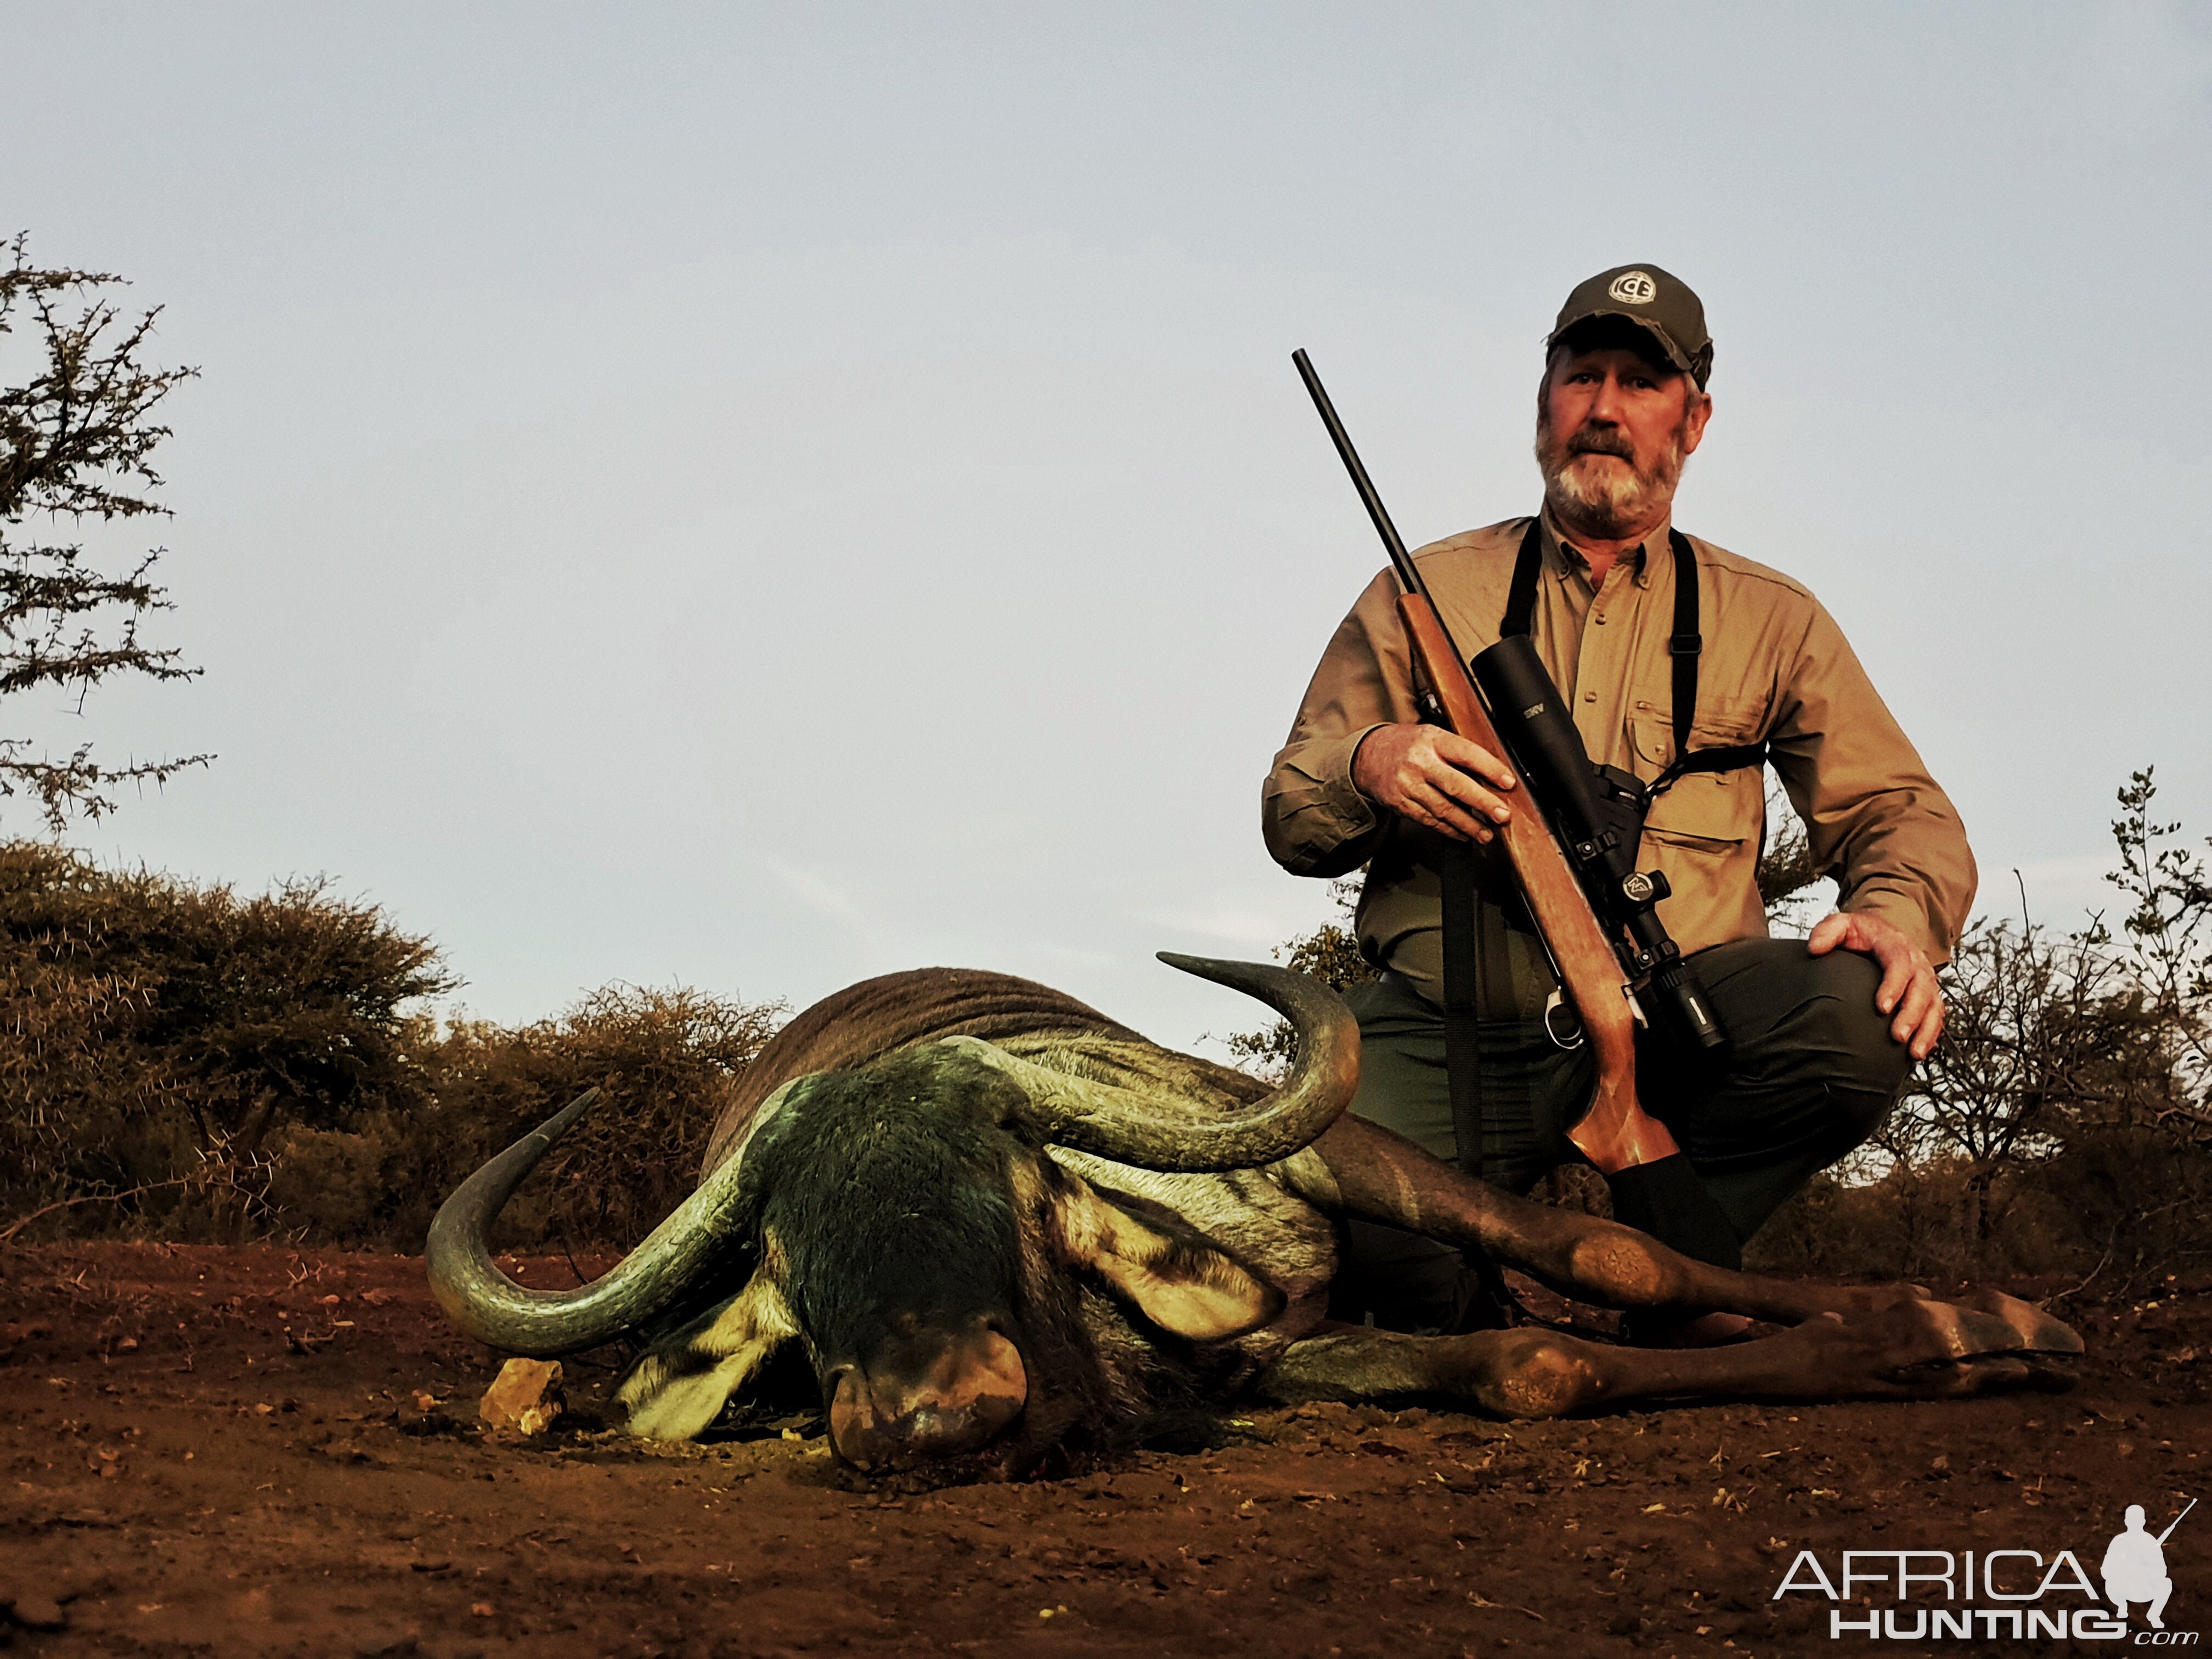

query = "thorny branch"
(0, 232), (209, 828)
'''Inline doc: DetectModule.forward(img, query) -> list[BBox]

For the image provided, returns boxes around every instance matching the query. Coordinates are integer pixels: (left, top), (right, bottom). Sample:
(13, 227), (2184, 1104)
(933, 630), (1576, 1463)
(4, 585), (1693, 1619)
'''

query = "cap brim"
(1547, 309), (1697, 378)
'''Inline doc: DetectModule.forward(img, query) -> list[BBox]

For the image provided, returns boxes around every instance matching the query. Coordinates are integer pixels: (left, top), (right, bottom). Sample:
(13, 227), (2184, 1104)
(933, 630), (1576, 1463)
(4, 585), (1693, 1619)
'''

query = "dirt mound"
(2, 1244), (2204, 1655)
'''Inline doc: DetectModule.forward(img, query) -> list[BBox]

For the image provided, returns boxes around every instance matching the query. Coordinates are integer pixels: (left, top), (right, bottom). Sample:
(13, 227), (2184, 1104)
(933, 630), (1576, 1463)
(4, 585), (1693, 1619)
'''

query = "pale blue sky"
(4, 4), (2208, 1048)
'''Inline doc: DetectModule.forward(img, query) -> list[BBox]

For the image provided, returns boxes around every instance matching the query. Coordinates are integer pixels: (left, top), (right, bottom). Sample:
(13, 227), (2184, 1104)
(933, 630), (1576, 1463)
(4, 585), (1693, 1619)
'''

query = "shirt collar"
(1537, 505), (1673, 589)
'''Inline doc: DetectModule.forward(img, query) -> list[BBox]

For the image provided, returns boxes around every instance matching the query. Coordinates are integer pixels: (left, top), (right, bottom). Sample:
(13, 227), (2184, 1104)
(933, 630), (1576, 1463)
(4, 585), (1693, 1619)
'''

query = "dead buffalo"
(426, 955), (2078, 1476)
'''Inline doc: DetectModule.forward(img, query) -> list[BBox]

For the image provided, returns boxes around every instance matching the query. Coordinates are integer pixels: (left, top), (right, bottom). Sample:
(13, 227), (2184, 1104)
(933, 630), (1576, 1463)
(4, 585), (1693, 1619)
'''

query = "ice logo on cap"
(1607, 270), (1658, 305)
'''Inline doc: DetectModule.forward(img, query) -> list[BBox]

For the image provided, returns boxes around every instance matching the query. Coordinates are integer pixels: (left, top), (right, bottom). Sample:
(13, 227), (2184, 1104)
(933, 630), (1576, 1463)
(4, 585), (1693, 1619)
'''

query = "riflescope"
(1470, 634), (1728, 1054)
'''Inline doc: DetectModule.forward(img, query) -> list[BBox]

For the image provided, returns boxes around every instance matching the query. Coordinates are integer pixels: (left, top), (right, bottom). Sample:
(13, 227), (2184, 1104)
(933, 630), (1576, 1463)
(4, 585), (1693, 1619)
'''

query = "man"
(2101, 1505), (2175, 1630)
(1262, 265), (1974, 1334)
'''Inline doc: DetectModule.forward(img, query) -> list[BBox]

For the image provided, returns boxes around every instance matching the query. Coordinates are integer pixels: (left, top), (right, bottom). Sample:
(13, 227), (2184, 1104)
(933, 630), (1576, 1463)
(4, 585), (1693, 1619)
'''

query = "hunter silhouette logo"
(2105, 1499), (2192, 1630)
(1607, 270), (1658, 304)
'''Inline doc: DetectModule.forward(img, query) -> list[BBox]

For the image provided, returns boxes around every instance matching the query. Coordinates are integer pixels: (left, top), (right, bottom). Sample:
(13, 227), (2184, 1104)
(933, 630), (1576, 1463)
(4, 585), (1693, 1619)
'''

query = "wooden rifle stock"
(1393, 591), (1681, 1173)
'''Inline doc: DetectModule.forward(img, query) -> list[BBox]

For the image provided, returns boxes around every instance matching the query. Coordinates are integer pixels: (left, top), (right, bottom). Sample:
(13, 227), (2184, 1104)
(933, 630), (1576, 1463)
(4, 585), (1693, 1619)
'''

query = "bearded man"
(1262, 265), (1974, 1335)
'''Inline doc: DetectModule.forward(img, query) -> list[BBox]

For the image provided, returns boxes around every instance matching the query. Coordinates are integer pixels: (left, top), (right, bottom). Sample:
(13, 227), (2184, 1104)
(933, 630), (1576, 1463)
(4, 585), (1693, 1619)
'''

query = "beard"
(1534, 408), (1692, 539)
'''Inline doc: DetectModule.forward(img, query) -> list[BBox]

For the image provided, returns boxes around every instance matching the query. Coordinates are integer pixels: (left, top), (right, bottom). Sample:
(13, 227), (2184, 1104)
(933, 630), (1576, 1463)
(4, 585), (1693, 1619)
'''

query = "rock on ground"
(478, 1357), (565, 1435)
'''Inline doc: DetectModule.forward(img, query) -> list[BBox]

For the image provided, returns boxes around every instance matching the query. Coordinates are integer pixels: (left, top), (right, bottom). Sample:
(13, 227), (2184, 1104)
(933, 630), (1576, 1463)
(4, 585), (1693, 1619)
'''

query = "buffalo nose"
(827, 1324), (1027, 1470)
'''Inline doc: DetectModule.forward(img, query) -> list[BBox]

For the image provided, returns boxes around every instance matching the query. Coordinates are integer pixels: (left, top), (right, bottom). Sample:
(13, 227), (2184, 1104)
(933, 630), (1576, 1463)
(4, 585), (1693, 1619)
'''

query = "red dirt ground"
(2, 1244), (2205, 1657)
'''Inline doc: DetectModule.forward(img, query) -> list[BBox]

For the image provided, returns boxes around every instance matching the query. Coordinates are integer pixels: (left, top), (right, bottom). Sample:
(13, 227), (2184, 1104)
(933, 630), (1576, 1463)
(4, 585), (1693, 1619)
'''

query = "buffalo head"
(425, 955), (1358, 1474)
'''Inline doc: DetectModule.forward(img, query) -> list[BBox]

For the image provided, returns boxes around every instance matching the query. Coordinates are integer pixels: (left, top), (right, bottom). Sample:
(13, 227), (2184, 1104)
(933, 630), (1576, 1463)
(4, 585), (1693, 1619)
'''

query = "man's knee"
(1707, 940), (1914, 1098)
(1770, 951), (1915, 1160)
(1680, 939), (1917, 1169)
(1797, 949), (1916, 1104)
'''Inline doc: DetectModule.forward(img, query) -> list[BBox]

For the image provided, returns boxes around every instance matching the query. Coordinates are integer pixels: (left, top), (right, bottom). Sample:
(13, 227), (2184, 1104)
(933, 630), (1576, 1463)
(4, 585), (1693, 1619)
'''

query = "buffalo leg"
(1256, 1306), (2068, 1420)
(1305, 1116), (2079, 1353)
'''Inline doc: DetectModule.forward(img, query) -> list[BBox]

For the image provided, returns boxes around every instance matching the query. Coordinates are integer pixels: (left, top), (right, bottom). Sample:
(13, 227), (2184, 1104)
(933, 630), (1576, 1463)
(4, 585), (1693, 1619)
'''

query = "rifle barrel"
(1292, 349), (1426, 602)
(2158, 1497), (2196, 1544)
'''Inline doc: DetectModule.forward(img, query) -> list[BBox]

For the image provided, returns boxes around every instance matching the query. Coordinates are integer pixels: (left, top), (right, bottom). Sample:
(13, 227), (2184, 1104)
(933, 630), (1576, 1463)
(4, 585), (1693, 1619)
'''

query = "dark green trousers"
(1331, 938), (1914, 1333)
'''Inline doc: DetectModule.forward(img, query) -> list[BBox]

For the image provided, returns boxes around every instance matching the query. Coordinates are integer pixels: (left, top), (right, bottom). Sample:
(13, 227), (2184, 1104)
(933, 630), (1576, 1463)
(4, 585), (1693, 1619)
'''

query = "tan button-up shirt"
(1261, 511), (1976, 1009)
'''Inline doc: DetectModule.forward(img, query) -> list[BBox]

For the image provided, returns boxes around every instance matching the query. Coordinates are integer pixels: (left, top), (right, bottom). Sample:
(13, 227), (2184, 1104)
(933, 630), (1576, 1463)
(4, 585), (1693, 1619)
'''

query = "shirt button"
(1584, 691), (1597, 703)
(1594, 613), (1607, 625)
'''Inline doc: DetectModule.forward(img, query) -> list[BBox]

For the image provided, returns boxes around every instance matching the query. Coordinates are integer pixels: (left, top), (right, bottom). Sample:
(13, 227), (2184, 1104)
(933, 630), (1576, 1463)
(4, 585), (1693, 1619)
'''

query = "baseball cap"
(1548, 264), (1713, 388)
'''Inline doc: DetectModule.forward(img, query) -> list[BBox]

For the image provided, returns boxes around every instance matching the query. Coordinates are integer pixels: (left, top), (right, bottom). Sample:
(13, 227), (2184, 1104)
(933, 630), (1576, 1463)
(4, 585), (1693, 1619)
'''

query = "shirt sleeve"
(1768, 597), (1978, 964)
(1261, 571), (1421, 879)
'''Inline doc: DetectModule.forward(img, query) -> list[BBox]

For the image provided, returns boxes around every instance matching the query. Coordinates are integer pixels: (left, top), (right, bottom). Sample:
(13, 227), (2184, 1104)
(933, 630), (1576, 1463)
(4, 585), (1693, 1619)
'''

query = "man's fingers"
(1353, 724), (1518, 838)
(1406, 780), (1494, 843)
(1407, 802), (1486, 844)
(1912, 996), (1948, 1062)
(1805, 912), (1849, 956)
(1802, 910), (1946, 1057)
(1872, 950), (1915, 1016)
(1892, 970), (1938, 1047)
(1429, 730), (1516, 791)
(1404, 806), (1468, 842)
(1898, 974), (1945, 1060)
(1416, 755), (1512, 826)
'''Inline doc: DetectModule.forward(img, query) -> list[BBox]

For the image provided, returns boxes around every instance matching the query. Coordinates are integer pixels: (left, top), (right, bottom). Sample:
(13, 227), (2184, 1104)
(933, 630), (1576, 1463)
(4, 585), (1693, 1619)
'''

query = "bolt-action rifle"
(1293, 348), (1740, 1268)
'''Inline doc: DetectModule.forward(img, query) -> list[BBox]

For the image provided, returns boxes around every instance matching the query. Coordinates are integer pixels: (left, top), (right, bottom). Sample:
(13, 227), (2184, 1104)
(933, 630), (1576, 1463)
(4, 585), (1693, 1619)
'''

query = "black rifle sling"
(1657, 531), (1768, 787)
(1438, 831), (1484, 1156)
(1431, 520), (1542, 1325)
(1437, 833), (1519, 1325)
(1499, 518), (1544, 639)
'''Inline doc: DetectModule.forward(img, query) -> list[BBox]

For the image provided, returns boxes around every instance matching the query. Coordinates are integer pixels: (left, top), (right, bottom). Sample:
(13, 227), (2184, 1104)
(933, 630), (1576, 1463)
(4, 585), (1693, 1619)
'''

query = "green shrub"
(0, 841), (450, 1233)
(286, 985), (787, 1252)
(0, 842), (784, 1250)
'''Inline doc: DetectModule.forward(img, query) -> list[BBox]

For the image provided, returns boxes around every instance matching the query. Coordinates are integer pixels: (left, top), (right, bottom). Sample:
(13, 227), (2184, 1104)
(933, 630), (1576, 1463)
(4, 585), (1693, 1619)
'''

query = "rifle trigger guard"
(1541, 989), (1584, 1052)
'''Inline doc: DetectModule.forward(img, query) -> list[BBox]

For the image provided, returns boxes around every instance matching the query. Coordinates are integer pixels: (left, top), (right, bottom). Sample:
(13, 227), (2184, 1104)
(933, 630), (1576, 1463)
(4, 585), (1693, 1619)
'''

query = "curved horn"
(980, 953), (1359, 1172)
(426, 1081), (794, 1356)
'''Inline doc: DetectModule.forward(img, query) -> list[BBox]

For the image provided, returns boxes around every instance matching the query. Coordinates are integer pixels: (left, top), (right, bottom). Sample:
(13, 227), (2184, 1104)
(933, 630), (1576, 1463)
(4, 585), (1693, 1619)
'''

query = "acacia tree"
(1893, 917), (2176, 1243)
(2105, 767), (2212, 1142)
(0, 233), (205, 827)
(1843, 769), (2207, 1273)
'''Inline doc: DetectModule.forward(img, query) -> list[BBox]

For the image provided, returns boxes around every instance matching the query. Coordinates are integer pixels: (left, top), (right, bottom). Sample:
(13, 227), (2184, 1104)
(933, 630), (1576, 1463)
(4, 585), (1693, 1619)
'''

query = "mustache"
(1564, 426), (1635, 460)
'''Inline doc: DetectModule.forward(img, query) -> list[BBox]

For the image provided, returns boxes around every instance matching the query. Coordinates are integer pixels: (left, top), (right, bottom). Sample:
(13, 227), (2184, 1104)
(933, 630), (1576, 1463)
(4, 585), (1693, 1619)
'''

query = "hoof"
(1776, 1301), (2083, 1403)
(1949, 1289), (2085, 1355)
(1878, 1296), (2085, 1378)
(1903, 1300), (2033, 1363)
(1888, 1347), (2079, 1399)
(1892, 1353), (2033, 1398)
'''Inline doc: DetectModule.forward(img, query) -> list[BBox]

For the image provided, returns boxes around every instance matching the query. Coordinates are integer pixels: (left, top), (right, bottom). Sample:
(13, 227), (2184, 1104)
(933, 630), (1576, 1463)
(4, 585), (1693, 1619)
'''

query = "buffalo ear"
(1049, 1175), (1282, 1341)
(618, 1268), (795, 1441)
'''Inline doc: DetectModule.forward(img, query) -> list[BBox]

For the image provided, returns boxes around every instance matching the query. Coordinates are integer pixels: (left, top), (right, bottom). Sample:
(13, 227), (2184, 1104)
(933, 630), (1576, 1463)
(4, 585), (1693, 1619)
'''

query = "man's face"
(1534, 343), (1711, 538)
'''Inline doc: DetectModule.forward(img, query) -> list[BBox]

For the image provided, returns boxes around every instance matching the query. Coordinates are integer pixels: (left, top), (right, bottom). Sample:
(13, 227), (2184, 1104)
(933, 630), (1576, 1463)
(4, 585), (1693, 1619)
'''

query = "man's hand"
(1805, 911), (1945, 1060)
(1351, 722), (1517, 843)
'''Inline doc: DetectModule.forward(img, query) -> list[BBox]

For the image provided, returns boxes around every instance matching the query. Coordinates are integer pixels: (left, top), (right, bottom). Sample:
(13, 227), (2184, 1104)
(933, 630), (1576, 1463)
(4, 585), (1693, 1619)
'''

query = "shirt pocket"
(1627, 698), (1766, 776)
(1629, 713), (1766, 854)
(1641, 773), (1764, 853)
